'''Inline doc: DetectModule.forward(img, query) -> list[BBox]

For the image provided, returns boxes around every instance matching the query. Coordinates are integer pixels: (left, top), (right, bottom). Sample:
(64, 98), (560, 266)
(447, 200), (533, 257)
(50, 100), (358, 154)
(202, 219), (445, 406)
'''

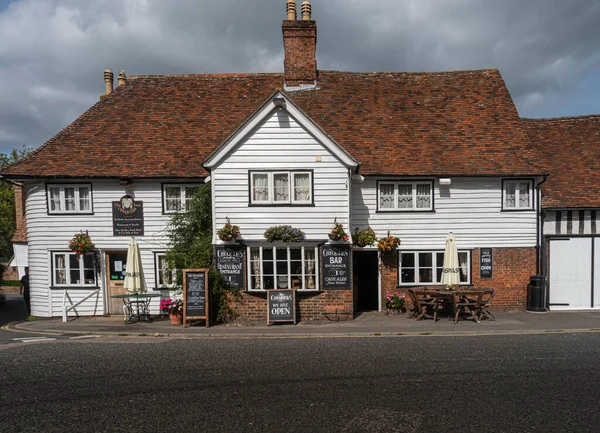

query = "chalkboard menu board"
(112, 195), (144, 236)
(321, 245), (351, 289)
(183, 269), (209, 327)
(480, 248), (493, 278)
(215, 246), (245, 290)
(267, 289), (296, 325)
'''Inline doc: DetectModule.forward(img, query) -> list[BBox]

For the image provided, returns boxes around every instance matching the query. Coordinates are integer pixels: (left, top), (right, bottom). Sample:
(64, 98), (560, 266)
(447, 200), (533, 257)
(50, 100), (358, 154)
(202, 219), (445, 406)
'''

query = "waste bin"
(526, 275), (546, 312)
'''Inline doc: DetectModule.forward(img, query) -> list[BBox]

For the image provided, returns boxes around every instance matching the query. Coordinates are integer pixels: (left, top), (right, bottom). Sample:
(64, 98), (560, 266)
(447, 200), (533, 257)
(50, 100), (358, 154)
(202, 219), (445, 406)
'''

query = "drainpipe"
(535, 173), (549, 306)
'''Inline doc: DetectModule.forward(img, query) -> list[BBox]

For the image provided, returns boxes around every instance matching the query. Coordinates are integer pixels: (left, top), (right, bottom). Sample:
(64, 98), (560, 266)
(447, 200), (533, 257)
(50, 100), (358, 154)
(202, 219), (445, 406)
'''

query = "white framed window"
(47, 184), (92, 214)
(378, 181), (433, 211)
(163, 184), (200, 213)
(154, 252), (177, 289)
(248, 245), (319, 291)
(52, 252), (96, 287)
(398, 250), (471, 285)
(250, 171), (312, 205)
(503, 179), (533, 210)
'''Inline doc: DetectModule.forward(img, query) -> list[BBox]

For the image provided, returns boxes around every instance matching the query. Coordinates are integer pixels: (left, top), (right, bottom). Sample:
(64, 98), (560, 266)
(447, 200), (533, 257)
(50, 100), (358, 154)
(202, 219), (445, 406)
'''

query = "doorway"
(353, 251), (379, 311)
(106, 251), (128, 315)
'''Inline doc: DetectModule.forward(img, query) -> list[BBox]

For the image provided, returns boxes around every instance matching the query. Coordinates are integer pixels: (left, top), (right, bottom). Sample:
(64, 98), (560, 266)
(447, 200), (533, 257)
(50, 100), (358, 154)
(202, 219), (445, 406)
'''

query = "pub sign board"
(183, 269), (209, 327)
(215, 246), (245, 290)
(480, 248), (493, 278)
(112, 195), (144, 236)
(267, 289), (296, 325)
(321, 245), (351, 290)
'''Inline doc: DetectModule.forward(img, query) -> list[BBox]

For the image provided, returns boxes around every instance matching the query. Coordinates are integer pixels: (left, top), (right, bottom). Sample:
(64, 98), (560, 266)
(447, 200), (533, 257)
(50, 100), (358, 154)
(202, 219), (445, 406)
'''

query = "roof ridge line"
(522, 114), (600, 122)
(319, 68), (500, 75)
(129, 72), (283, 79)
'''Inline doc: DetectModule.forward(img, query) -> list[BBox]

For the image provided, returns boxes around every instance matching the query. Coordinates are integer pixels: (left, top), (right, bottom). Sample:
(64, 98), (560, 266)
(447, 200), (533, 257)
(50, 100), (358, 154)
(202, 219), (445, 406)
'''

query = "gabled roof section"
(204, 91), (359, 169)
(523, 115), (600, 209)
(1, 68), (541, 179)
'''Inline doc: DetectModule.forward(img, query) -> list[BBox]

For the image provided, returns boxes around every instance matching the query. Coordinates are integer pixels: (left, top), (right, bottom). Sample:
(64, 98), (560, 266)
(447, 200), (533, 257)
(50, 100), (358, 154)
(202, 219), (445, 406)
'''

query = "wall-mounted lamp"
(439, 178), (451, 186)
(273, 97), (286, 108)
(351, 174), (364, 183)
(204, 175), (211, 183)
(118, 178), (131, 186)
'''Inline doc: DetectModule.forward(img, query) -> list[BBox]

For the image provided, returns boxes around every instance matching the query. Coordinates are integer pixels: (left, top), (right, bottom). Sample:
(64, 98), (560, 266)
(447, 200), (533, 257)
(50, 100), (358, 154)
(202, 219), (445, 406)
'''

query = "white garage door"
(549, 237), (600, 310)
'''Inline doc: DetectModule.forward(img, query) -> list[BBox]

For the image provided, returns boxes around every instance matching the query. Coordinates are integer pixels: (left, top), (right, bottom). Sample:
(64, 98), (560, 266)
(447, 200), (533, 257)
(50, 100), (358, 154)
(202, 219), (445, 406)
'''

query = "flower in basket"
(328, 222), (349, 242)
(353, 227), (377, 247)
(160, 298), (183, 315)
(378, 235), (401, 253)
(68, 232), (95, 259)
(264, 225), (306, 243)
(385, 291), (406, 310)
(217, 222), (241, 241)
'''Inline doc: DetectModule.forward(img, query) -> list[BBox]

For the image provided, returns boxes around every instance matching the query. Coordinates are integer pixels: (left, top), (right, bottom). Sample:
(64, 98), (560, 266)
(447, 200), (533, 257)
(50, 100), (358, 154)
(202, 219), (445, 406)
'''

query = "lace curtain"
(519, 183), (530, 207)
(416, 184), (431, 208)
(380, 184), (395, 209)
(252, 248), (261, 289)
(398, 184), (413, 208)
(274, 173), (289, 202)
(294, 173), (310, 202)
(55, 254), (66, 284)
(253, 174), (269, 202)
(305, 248), (315, 289)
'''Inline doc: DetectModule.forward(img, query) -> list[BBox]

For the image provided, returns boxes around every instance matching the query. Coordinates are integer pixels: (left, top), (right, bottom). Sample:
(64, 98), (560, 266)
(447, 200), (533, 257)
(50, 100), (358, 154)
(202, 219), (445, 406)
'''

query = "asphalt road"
(1, 333), (600, 432)
(0, 294), (63, 344)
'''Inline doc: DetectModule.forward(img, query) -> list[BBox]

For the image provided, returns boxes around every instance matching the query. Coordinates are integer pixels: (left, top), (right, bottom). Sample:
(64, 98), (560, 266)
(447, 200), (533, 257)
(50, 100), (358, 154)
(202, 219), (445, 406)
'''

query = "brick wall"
(282, 20), (317, 86)
(379, 247), (536, 311)
(234, 289), (353, 324)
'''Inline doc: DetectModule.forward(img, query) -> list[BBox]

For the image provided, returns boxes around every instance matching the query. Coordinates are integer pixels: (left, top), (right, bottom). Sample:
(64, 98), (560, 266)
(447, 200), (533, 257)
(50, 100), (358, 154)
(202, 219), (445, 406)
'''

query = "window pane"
(304, 248), (316, 290)
(263, 276), (274, 290)
(55, 254), (66, 284)
(293, 173), (311, 202)
(83, 254), (94, 269)
(416, 184), (431, 209)
(401, 253), (415, 268)
(263, 248), (273, 261)
(70, 269), (80, 284)
(435, 252), (444, 283)
(419, 253), (432, 268)
(49, 188), (62, 212)
(458, 252), (469, 282)
(84, 269), (95, 285)
(184, 187), (197, 211)
(273, 173), (290, 202)
(519, 182), (530, 208)
(69, 254), (80, 269)
(250, 248), (261, 289)
(418, 253), (433, 283)
(398, 184), (413, 208)
(276, 260), (288, 275)
(79, 187), (90, 211)
(165, 187), (182, 211)
(64, 187), (76, 211)
(505, 182), (516, 208)
(253, 174), (269, 202)
(379, 184), (394, 209)
(263, 261), (274, 275)
(276, 248), (288, 260)
(419, 268), (433, 283)
(401, 269), (415, 283)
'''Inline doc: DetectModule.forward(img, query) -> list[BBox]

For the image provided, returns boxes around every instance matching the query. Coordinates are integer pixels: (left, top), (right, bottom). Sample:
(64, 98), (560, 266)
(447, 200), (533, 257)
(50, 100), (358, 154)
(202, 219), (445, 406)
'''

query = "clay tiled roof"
(523, 115), (600, 209)
(2, 69), (541, 178)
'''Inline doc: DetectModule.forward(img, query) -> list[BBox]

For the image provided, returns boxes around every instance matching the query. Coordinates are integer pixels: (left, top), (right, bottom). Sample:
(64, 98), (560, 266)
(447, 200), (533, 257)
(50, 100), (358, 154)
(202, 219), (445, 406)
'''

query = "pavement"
(2, 292), (600, 338)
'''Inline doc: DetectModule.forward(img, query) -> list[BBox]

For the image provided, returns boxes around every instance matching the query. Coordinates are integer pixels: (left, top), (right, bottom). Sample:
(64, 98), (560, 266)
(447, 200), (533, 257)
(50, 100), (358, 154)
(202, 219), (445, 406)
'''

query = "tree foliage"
(166, 183), (241, 323)
(0, 147), (32, 262)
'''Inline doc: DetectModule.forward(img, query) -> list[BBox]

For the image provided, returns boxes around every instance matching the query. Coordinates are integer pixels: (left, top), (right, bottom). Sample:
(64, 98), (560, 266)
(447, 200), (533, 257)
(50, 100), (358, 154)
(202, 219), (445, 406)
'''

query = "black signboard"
(321, 245), (351, 289)
(267, 289), (296, 325)
(112, 195), (144, 236)
(215, 246), (245, 290)
(480, 248), (493, 278)
(183, 269), (209, 327)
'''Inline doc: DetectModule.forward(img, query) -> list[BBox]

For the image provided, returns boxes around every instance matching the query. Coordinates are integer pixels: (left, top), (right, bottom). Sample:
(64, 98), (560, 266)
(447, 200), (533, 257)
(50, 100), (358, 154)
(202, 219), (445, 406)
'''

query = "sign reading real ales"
(267, 289), (296, 325)
(112, 195), (144, 236)
(321, 245), (351, 290)
(215, 246), (245, 290)
(480, 248), (493, 278)
(183, 269), (209, 327)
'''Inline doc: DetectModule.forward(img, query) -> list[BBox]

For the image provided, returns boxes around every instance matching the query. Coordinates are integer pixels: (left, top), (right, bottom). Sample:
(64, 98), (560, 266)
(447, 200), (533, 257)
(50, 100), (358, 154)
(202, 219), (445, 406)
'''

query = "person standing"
(20, 267), (30, 315)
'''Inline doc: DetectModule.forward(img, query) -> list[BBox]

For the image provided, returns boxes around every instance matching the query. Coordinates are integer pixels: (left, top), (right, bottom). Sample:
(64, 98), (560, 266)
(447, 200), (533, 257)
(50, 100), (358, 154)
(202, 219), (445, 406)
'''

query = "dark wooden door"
(353, 251), (379, 311)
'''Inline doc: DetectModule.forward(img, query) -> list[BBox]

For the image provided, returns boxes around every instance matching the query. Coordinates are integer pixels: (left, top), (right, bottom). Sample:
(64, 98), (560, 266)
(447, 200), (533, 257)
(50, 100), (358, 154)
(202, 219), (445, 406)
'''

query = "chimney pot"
(286, 0), (297, 20)
(118, 70), (127, 87)
(301, 1), (311, 20)
(103, 69), (114, 96)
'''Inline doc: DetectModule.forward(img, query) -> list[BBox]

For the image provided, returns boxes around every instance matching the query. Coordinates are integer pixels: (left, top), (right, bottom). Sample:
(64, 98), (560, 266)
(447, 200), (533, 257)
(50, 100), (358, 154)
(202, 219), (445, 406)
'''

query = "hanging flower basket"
(328, 222), (349, 242)
(353, 227), (377, 247)
(217, 222), (241, 242)
(69, 232), (95, 259)
(264, 225), (306, 243)
(378, 235), (401, 253)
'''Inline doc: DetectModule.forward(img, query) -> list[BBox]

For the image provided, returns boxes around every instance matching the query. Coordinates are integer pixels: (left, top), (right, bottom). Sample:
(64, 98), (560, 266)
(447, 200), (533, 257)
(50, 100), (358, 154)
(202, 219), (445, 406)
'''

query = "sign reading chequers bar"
(321, 245), (351, 289)
(112, 195), (144, 236)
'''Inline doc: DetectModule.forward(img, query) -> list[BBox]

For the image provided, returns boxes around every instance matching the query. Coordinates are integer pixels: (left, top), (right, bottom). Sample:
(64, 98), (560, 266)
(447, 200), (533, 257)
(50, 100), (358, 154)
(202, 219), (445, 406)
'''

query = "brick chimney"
(100, 69), (114, 100)
(11, 185), (27, 243)
(282, 0), (317, 88)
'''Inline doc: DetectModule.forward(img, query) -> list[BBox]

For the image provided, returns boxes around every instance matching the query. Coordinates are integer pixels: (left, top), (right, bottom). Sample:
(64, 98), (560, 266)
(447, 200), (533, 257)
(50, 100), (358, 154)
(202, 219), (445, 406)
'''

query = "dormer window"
(250, 171), (312, 205)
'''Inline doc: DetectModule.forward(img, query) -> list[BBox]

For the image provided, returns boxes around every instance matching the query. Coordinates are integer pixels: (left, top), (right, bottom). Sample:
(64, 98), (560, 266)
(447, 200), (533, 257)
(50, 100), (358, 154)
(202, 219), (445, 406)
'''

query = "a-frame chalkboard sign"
(183, 269), (209, 328)
(266, 289), (296, 326)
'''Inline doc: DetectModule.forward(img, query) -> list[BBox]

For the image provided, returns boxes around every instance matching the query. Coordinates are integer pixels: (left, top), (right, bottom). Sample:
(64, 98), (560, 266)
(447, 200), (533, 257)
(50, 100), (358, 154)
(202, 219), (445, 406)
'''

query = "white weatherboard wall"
(24, 180), (185, 317)
(12, 242), (28, 279)
(212, 110), (350, 241)
(351, 177), (537, 249)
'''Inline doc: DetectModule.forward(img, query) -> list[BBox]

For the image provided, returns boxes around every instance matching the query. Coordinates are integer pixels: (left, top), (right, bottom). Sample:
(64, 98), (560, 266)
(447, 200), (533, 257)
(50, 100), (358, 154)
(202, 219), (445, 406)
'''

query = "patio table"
(111, 293), (161, 324)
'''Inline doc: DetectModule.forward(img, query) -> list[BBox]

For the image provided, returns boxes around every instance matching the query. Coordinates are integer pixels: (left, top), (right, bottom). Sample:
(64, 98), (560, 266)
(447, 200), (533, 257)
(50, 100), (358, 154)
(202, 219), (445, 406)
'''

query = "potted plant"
(160, 298), (184, 325)
(378, 235), (401, 253)
(328, 222), (349, 242)
(217, 222), (241, 242)
(385, 291), (407, 315)
(264, 225), (306, 243)
(353, 227), (377, 247)
(69, 232), (95, 259)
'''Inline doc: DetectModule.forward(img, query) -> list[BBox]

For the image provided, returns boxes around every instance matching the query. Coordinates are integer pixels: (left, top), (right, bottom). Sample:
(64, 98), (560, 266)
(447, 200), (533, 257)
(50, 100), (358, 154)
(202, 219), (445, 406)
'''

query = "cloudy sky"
(0, 0), (599, 156)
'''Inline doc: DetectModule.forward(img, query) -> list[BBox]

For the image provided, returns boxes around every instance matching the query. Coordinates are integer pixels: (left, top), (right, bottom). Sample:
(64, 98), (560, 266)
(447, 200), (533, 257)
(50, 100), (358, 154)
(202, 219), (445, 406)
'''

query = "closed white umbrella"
(441, 233), (460, 289)
(124, 237), (146, 294)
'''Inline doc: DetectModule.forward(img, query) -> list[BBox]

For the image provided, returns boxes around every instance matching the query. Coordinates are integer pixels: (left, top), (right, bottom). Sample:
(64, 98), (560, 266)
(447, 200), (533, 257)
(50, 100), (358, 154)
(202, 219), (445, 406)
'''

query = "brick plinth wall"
(379, 247), (536, 311)
(234, 290), (353, 324)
